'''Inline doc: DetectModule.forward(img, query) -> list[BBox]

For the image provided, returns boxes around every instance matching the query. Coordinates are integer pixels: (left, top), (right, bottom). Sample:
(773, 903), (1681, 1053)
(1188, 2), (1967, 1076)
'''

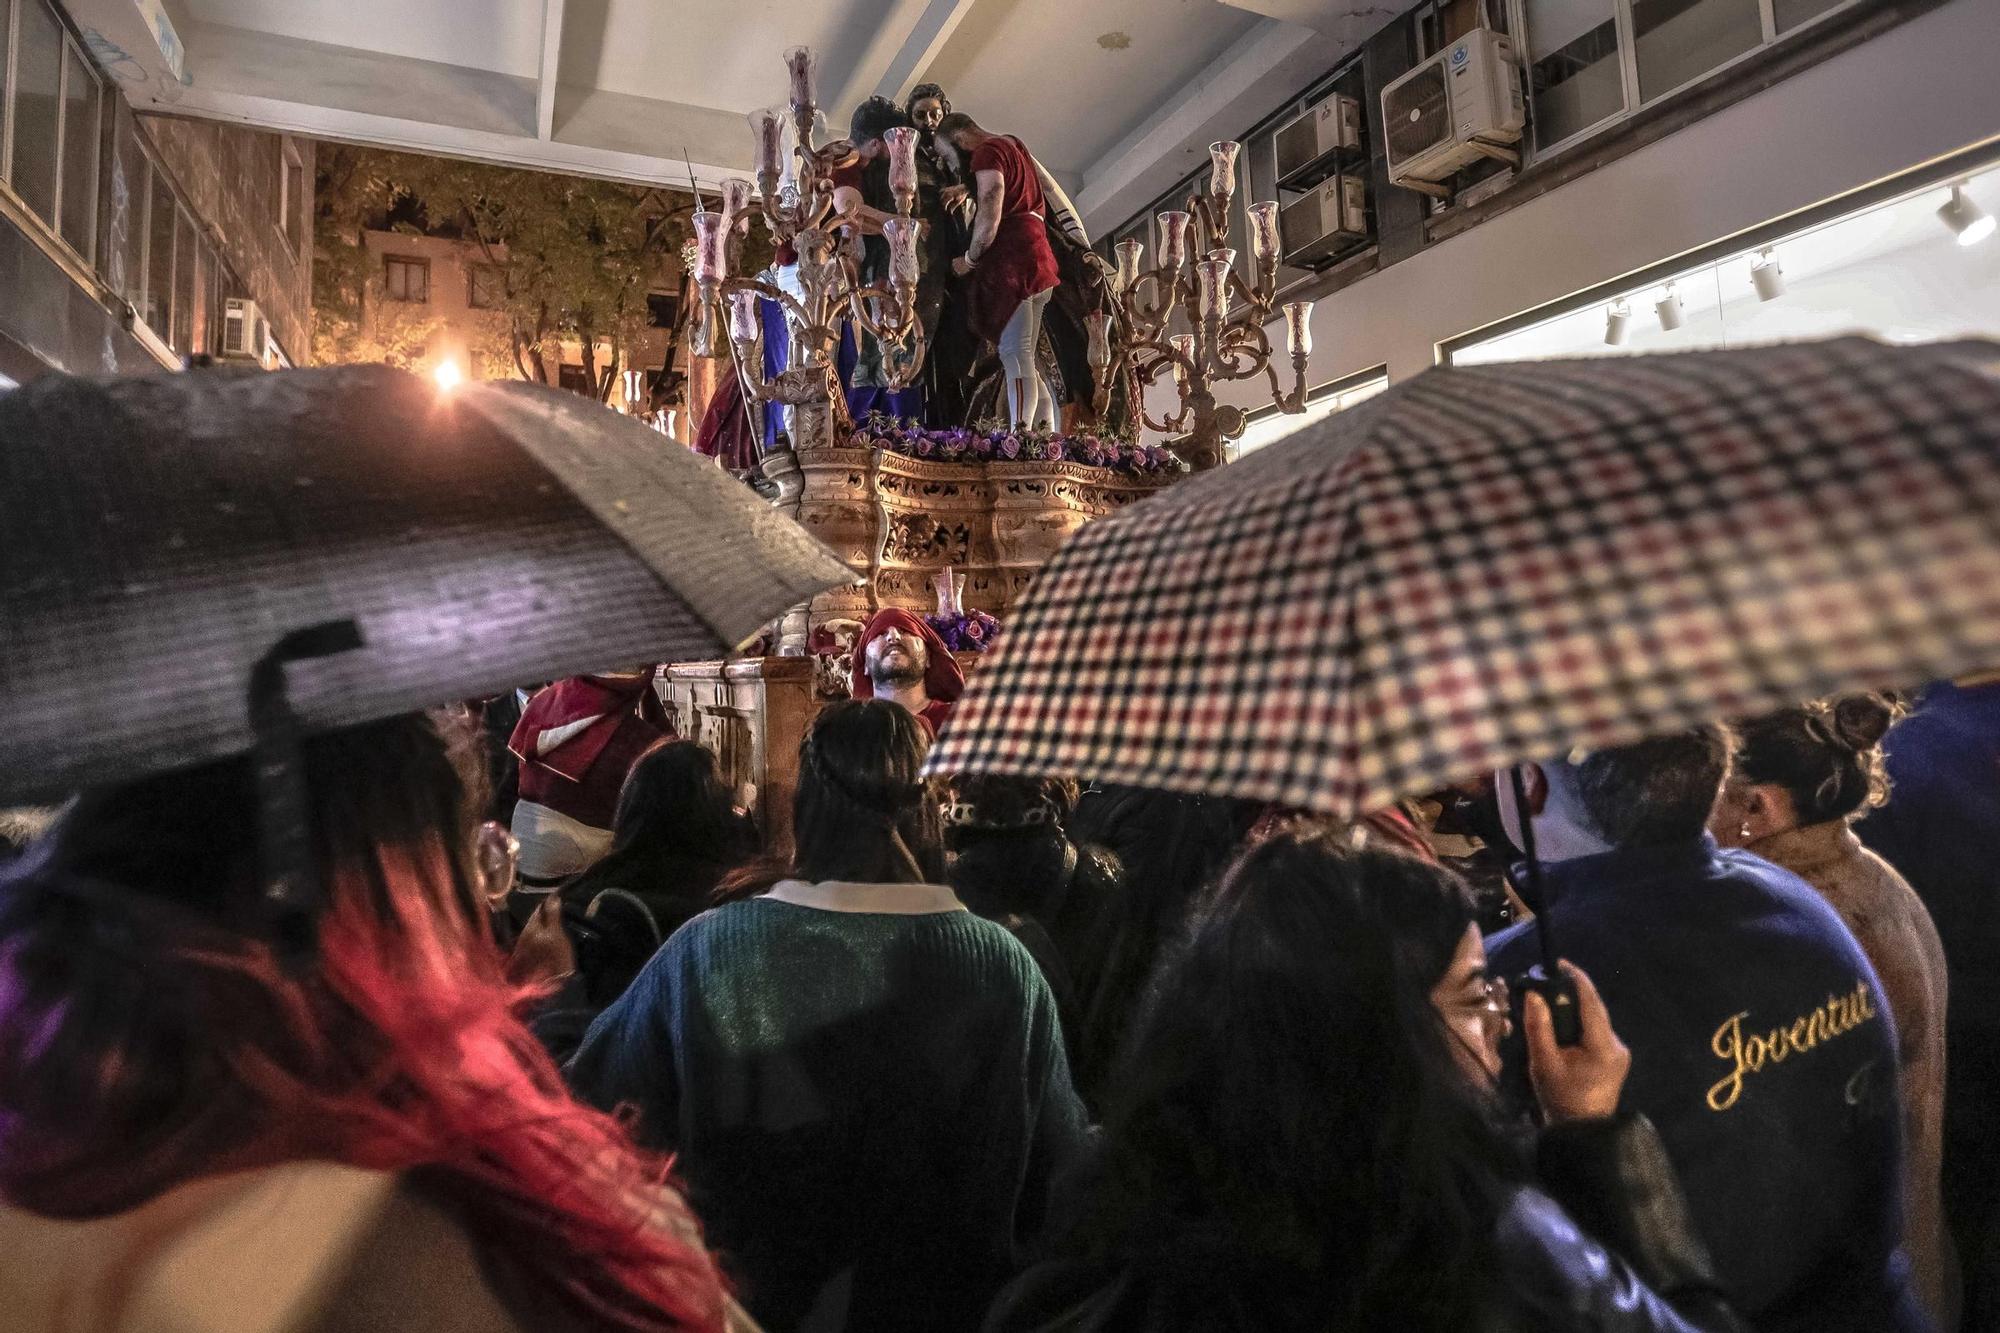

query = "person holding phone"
(988, 832), (1746, 1333)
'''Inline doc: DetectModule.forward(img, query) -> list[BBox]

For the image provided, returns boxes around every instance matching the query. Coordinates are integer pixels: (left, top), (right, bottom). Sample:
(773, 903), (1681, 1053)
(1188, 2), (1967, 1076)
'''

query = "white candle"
(1283, 300), (1314, 357)
(885, 126), (918, 200)
(1156, 210), (1190, 272)
(1114, 238), (1144, 295)
(1247, 201), (1280, 264)
(729, 290), (761, 344)
(882, 215), (920, 287)
(692, 210), (728, 283)
(749, 108), (785, 185)
(1196, 257), (1231, 318)
(784, 46), (817, 113)
(1208, 141), (1241, 199)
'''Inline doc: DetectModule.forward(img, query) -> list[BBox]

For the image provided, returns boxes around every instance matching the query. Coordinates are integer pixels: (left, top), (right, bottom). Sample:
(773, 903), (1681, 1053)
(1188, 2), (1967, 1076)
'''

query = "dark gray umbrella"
(0, 364), (854, 805)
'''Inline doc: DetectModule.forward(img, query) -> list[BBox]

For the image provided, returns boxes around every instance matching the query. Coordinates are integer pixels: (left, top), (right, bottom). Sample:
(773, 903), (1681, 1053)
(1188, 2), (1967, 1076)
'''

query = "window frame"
(0, 0), (109, 273)
(383, 253), (431, 304)
(276, 134), (303, 255)
(468, 261), (506, 311)
(1511, 0), (1863, 163)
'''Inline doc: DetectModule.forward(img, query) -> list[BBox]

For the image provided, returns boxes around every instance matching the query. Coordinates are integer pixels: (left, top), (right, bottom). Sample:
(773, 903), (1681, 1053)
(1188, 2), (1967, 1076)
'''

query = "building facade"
(352, 226), (686, 428)
(0, 0), (310, 384)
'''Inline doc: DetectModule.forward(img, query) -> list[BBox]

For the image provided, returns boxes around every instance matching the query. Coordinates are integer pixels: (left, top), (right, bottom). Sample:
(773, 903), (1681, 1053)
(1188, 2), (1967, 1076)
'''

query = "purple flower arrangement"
(857, 416), (1178, 476)
(924, 609), (1002, 653)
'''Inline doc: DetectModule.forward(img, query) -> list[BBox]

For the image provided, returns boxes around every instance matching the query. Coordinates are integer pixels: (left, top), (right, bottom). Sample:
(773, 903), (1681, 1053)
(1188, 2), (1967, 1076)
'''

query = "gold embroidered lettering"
(1706, 980), (1878, 1114)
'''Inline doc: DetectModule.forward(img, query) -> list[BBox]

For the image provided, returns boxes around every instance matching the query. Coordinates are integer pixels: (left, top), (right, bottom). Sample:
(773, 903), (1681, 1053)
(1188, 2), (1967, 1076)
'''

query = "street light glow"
(433, 359), (463, 393)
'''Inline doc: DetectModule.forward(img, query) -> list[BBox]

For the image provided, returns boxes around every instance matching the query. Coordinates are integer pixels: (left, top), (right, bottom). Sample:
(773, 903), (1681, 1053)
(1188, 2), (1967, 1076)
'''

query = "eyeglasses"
(1454, 974), (1511, 1032)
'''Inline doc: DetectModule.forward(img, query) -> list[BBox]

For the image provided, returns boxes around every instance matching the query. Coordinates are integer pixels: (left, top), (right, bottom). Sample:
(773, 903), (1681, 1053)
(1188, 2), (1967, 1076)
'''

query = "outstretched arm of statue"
(831, 185), (892, 236)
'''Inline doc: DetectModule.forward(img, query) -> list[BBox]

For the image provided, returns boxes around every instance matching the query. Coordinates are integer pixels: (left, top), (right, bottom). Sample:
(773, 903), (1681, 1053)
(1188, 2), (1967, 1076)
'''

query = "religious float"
(660, 45), (1314, 850)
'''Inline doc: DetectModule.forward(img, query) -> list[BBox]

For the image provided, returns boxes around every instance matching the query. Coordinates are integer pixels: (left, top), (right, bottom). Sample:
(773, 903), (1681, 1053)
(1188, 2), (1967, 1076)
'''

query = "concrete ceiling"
(62, 0), (1387, 231)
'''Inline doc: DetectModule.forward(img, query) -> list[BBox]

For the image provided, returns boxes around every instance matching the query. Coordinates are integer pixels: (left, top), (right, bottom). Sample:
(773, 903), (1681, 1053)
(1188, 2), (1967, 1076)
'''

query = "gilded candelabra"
(1087, 140), (1314, 471)
(691, 45), (928, 512)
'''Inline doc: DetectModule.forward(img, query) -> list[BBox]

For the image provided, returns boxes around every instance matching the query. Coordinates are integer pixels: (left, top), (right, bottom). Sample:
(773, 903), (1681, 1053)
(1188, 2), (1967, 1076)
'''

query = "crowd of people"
(1, 593), (1996, 1331)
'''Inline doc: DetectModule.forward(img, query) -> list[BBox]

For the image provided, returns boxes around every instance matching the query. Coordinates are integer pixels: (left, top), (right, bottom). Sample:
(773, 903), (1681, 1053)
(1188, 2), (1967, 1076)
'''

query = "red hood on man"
(507, 673), (660, 783)
(849, 608), (965, 705)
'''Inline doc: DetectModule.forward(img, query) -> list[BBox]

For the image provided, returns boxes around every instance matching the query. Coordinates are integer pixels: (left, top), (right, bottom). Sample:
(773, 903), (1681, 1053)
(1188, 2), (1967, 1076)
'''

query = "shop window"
(145, 166), (175, 335)
(107, 113), (148, 308)
(1523, 0), (1626, 150)
(1773, 0), (1847, 33)
(469, 264), (506, 310)
(59, 42), (98, 261)
(1233, 371), (1389, 461)
(172, 210), (196, 354)
(1632, 0), (1762, 102)
(278, 138), (305, 253)
(384, 255), (430, 303)
(8, 0), (63, 226)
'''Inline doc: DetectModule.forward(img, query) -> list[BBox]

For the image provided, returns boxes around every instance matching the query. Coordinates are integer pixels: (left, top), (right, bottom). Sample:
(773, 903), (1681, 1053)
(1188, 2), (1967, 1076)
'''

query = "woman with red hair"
(0, 711), (752, 1332)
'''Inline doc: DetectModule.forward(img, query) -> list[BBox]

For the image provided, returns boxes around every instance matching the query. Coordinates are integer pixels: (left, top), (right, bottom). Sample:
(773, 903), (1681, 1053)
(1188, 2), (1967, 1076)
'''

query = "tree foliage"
(313, 144), (707, 399)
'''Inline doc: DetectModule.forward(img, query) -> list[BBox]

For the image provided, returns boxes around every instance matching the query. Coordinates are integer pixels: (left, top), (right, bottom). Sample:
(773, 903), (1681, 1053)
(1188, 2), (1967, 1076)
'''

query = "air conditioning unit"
(1381, 29), (1524, 187)
(221, 298), (269, 364)
(1279, 174), (1368, 269)
(1274, 91), (1361, 189)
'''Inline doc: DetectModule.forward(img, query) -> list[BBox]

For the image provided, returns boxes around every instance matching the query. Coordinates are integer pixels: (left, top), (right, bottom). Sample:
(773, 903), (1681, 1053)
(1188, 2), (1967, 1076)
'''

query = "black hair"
(848, 96), (909, 147)
(934, 111), (982, 144)
(565, 740), (748, 916)
(1069, 833), (1518, 1325)
(1732, 693), (1899, 826)
(1570, 724), (1731, 847)
(793, 699), (943, 885)
(941, 773), (1076, 920)
(905, 83), (950, 117)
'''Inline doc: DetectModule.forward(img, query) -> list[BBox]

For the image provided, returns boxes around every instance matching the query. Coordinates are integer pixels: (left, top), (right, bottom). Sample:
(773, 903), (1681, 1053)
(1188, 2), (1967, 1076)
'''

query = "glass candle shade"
(749, 108), (786, 184)
(1208, 140), (1241, 200)
(784, 46), (818, 114)
(692, 210), (729, 283)
(721, 177), (755, 221)
(1283, 300), (1314, 357)
(1169, 333), (1195, 387)
(1156, 210), (1191, 272)
(884, 127), (919, 200)
(1196, 257), (1232, 317)
(1247, 201), (1280, 264)
(1085, 310), (1112, 370)
(1114, 237), (1145, 295)
(882, 215), (921, 288)
(728, 290), (761, 344)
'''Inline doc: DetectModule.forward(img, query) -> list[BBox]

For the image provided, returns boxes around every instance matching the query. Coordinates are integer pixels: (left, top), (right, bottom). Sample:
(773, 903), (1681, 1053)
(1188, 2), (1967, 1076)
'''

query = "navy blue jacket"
(1488, 835), (1925, 1333)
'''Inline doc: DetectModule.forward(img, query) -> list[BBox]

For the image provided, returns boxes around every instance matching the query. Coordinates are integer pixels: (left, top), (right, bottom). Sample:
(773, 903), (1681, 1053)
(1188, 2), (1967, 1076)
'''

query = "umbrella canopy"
(0, 364), (855, 805)
(925, 337), (2000, 817)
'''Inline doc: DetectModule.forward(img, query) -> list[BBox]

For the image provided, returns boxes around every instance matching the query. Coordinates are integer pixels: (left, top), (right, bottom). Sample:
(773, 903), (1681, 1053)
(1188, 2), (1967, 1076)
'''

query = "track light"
(1655, 284), (1684, 332)
(1604, 301), (1631, 346)
(1751, 248), (1785, 302)
(1939, 185), (1996, 247)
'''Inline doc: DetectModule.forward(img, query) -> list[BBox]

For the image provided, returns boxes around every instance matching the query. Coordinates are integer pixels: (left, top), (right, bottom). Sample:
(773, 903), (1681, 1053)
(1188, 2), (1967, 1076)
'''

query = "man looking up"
(849, 607), (964, 738)
(1485, 726), (1924, 1333)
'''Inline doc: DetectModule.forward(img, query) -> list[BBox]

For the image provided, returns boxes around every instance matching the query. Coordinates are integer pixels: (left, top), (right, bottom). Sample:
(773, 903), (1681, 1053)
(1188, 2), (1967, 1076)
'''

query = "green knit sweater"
(567, 881), (1090, 1332)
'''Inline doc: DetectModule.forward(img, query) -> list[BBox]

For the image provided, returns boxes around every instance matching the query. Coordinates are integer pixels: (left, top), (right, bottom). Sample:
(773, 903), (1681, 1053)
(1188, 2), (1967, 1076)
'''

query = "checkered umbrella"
(924, 337), (2000, 818)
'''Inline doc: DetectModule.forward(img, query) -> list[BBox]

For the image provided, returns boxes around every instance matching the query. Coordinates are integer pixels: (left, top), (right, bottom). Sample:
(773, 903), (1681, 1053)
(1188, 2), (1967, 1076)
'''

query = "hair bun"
(1828, 693), (1894, 751)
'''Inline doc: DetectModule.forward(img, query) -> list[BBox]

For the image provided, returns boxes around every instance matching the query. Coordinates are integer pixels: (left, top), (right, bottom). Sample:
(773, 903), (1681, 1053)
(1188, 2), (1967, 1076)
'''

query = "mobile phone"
(1511, 963), (1583, 1047)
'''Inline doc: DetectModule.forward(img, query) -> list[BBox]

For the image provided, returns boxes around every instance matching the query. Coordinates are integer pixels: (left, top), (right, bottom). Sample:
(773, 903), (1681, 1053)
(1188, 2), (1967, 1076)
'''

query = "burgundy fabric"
(851, 609), (966, 737)
(691, 371), (762, 473)
(509, 676), (670, 830)
(965, 136), (1060, 345)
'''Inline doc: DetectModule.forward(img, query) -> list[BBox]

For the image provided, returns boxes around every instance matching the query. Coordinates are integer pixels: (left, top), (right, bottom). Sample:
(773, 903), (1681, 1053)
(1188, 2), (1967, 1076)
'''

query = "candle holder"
(1091, 141), (1312, 471)
(690, 47), (931, 653)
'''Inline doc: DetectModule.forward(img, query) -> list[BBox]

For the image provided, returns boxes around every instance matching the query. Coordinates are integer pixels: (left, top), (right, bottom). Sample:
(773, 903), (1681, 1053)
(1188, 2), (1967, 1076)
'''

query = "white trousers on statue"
(997, 287), (1056, 431)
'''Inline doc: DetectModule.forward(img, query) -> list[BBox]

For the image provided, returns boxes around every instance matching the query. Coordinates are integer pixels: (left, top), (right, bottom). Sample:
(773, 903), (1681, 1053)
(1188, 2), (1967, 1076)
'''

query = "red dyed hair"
(0, 713), (727, 1331)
